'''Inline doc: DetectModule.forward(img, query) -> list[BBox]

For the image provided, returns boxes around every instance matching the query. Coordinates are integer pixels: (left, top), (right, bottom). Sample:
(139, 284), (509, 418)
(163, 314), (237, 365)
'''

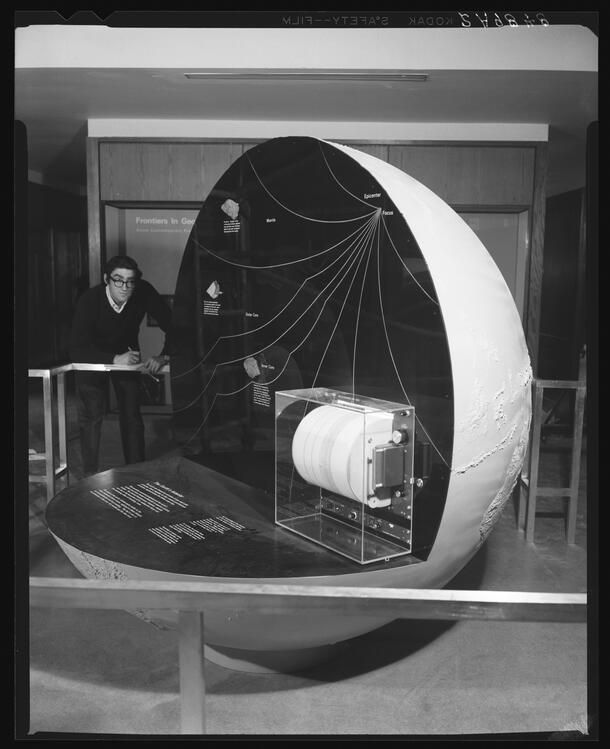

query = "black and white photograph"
(15, 10), (598, 740)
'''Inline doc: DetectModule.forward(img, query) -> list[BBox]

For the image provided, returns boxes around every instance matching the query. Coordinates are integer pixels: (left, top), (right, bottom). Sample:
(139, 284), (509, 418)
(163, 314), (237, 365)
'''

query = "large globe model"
(48, 137), (531, 671)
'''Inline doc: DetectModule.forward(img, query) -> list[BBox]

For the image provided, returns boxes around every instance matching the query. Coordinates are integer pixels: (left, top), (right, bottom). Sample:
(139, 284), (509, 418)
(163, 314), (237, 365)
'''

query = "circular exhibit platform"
(46, 454), (431, 671)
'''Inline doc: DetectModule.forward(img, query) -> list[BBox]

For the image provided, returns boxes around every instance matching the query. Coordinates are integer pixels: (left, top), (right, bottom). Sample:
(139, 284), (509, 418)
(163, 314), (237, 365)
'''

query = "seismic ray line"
(381, 215), (439, 306)
(211, 220), (377, 368)
(217, 223), (376, 397)
(376, 236), (449, 467)
(308, 217), (378, 397)
(288, 217), (378, 500)
(318, 143), (377, 208)
(180, 393), (219, 448)
(191, 213), (374, 271)
(415, 415), (450, 468)
(171, 359), (221, 413)
(247, 153), (378, 225)
(377, 226), (412, 410)
(352, 220), (376, 397)
(172, 214), (378, 382)
(290, 218), (377, 493)
(244, 217), (378, 392)
(172, 219), (375, 412)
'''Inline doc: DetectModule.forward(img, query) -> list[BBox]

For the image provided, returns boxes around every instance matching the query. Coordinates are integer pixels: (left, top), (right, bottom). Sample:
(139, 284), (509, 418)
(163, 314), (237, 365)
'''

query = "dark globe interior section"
(170, 137), (453, 557)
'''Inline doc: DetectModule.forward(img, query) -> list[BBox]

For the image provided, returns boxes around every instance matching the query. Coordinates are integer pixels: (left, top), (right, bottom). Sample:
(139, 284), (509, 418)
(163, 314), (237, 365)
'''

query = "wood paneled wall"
(538, 188), (586, 379)
(388, 146), (535, 206)
(88, 137), (547, 371)
(94, 140), (536, 207)
(98, 142), (243, 202)
(28, 183), (88, 366)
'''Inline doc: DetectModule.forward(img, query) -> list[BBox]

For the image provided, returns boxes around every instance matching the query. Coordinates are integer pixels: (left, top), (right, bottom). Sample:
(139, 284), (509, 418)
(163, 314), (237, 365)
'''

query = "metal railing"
(27, 366), (589, 732)
(29, 576), (587, 735)
(28, 363), (170, 502)
(517, 378), (587, 543)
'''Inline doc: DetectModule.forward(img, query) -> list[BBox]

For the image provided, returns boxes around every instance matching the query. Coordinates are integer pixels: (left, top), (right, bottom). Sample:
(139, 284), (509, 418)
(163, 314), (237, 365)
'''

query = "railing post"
(42, 371), (55, 504)
(57, 370), (68, 484)
(178, 611), (206, 735)
(567, 385), (586, 544)
(517, 437), (530, 532)
(525, 380), (544, 543)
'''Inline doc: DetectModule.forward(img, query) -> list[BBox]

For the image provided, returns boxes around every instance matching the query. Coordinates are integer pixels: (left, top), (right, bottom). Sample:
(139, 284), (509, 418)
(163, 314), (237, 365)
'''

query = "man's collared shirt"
(106, 284), (127, 313)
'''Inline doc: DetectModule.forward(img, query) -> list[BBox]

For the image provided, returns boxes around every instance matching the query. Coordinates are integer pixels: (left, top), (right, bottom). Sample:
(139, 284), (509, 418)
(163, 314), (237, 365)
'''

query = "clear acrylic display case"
(275, 388), (416, 564)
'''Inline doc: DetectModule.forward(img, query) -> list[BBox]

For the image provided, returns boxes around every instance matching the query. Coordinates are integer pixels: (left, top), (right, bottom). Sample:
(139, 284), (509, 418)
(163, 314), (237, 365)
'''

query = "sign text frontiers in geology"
(134, 214), (196, 233)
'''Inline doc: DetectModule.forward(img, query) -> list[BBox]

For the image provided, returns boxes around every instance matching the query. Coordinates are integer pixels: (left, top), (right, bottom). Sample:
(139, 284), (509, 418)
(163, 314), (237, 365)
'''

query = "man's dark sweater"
(69, 281), (172, 364)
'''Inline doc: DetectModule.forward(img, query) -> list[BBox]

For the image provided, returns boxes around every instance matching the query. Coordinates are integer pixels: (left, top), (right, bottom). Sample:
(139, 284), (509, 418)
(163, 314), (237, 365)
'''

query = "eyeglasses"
(109, 276), (137, 289)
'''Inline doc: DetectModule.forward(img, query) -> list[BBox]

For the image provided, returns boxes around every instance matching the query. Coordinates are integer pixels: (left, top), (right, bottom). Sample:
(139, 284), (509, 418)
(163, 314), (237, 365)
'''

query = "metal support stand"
(28, 363), (171, 504)
(28, 367), (70, 504)
(29, 576), (588, 736)
(178, 611), (206, 735)
(518, 377), (586, 544)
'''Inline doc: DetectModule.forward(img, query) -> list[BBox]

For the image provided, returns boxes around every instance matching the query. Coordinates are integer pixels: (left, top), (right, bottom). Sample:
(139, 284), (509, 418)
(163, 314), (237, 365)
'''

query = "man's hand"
(113, 350), (141, 366)
(140, 355), (168, 376)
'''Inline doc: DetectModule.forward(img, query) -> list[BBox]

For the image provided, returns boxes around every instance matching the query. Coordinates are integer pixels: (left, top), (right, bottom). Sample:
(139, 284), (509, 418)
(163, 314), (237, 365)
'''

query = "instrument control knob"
(391, 429), (409, 445)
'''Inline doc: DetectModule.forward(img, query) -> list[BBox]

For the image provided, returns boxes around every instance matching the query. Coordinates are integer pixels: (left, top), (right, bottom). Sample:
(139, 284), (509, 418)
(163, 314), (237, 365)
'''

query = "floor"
(23, 383), (592, 738)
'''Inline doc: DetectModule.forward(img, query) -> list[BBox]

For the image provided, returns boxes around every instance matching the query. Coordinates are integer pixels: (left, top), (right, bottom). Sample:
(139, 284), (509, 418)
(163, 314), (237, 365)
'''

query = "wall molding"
(88, 120), (548, 142)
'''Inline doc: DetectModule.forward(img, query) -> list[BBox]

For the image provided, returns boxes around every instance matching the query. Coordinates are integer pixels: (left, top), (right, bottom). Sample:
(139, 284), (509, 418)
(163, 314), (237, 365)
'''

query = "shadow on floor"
(29, 598), (463, 696)
(29, 525), (489, 696)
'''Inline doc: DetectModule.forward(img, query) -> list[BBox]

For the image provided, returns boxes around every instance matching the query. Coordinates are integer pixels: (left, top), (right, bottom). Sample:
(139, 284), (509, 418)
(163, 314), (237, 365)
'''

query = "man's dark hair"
(104, 255), (142, 280)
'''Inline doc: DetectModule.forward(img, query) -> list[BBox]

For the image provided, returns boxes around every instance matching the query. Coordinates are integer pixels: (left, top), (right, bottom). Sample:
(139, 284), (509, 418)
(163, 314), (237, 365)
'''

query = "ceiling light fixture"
(183, 71), (428, 82)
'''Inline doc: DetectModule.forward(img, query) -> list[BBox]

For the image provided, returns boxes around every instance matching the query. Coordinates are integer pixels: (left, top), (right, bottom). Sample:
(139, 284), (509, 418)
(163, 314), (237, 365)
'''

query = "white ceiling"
(14, 25), (598, 196)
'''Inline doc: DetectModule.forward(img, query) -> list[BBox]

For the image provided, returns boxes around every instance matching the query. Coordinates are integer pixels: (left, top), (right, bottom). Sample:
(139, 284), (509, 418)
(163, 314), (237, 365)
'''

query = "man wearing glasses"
(69, 255), (172, 476)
